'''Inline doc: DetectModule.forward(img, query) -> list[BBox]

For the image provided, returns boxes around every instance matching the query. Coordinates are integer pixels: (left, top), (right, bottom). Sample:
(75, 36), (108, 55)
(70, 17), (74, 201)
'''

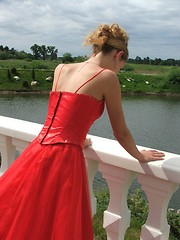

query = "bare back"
(52, 62), (108, 101)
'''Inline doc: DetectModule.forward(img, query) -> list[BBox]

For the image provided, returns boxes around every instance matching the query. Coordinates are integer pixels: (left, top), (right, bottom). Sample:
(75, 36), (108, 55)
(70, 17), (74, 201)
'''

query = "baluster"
(12, 138), (30, 154)
(138, 174), (178, 240)
(0, 135), (16, 174)
(99, 162), (136, 240)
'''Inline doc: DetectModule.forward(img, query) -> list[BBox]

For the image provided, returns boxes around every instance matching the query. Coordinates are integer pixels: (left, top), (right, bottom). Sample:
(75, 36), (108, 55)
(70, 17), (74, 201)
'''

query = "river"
(0, 93), (179, 209)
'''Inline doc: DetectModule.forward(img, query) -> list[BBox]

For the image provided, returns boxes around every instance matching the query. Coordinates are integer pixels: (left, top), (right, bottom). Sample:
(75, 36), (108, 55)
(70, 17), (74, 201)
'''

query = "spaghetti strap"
(54, 64), (66, 91)
(75, 68), (106, 93)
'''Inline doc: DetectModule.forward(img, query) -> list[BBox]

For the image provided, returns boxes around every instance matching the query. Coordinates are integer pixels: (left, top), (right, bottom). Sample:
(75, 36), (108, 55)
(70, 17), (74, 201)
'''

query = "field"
(0, 59), (180, 95)
(119, 63), (180, 95)
(0, 59), (58, 91)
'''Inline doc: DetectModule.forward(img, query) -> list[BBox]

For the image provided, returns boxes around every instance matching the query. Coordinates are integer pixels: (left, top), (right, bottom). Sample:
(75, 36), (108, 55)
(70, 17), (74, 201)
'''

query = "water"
(0, 93), (180, 209)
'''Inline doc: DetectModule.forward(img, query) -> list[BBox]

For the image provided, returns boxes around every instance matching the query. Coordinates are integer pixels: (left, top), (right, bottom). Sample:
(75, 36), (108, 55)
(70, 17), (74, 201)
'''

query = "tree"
(143, 56), (150, 65)
(30, 44), (58, 60)
(166, 58), (176, 66)
(62, 53), (74, 63)
(153, 58), (162, 65)
(30, 44), (41, 60)
(74, 55), (88, 63)
(4, 46), (9, 52)
(40, 45), (48, 60)
(47, 46), (58, 60)
(16, 51), (28, 59)
(135, 56), (142, 64)
(10, 48), (16, 55)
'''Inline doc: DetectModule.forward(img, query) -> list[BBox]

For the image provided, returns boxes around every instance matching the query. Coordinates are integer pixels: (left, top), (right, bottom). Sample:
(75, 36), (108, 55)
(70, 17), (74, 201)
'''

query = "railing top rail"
(84, 135), (180, 184)
(0, 115), (42, 142)
(0, 115), (180, 184)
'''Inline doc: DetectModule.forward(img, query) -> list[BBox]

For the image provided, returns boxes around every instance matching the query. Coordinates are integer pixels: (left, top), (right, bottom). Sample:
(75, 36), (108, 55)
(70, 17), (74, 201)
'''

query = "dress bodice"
(38, 91), (104, 146)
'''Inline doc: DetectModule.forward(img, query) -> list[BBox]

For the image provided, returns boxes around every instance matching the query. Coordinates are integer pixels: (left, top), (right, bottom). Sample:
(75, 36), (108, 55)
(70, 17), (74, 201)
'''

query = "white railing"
(0, 115), (179, 240)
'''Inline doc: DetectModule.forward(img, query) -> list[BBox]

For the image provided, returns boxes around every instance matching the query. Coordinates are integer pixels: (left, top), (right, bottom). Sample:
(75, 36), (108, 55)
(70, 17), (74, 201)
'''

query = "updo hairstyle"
(84, 23), (129, 61)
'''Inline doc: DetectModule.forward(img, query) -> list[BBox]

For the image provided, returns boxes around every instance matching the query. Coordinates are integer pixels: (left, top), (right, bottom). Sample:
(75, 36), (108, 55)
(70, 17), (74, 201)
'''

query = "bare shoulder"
(55, 63), (81, 74)
(54, 63), (64, 71)
(100, 69), (120, 89)
(102, 69), (117, 77)
(101, 69), (119, 83)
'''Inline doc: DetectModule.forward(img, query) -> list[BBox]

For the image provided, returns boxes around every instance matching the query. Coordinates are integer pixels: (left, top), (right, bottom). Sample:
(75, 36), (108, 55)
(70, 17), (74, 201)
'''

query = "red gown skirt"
(0, 139), (94, 240)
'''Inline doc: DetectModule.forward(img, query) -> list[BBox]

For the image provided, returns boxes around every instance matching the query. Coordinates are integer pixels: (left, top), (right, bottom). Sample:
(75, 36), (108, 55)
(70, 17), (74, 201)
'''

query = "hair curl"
(84, 23), (129, 61)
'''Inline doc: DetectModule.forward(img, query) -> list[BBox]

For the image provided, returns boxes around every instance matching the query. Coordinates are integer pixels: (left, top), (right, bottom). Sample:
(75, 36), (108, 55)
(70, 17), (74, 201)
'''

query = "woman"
(0, 23), (164, 240)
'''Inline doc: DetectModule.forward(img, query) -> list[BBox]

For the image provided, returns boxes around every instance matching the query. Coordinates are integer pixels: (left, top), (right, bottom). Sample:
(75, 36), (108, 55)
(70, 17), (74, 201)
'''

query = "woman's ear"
(116, 50), (124, 59)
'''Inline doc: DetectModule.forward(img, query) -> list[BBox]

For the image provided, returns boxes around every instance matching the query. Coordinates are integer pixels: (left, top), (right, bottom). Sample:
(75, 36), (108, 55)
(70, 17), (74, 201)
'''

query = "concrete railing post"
(99, 162), (136, 240)
(138, 174), (179, 240)
(0, 135), (16, 174)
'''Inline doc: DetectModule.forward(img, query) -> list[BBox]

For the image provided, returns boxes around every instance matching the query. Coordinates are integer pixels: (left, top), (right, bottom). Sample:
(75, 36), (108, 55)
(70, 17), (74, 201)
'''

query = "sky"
(0, 0), (180, 59)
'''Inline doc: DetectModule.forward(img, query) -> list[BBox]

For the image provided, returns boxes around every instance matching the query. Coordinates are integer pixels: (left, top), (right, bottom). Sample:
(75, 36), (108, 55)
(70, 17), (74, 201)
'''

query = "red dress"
(0, 69), (105, 240)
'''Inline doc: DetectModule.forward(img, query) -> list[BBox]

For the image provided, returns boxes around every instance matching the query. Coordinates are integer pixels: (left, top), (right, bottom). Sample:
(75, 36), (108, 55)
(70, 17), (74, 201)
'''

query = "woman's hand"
(140, 149), (165, 162)
(82, 138), (92, 149)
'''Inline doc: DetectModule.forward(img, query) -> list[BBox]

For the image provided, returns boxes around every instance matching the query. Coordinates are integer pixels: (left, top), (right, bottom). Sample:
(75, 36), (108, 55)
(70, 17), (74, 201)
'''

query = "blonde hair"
(84, 23), (129, 61)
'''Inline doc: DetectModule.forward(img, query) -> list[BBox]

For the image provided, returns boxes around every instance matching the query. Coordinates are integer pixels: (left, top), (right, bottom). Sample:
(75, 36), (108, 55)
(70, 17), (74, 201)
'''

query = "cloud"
(0, 0), (180, 59)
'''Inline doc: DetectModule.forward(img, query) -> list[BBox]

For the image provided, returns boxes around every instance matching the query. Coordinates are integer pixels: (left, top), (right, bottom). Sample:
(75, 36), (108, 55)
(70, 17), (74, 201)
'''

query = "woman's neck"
(87, 52), (116, 72)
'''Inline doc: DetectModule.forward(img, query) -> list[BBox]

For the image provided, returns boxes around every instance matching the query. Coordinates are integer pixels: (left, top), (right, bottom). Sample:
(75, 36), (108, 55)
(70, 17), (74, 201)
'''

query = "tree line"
(128, 56), (180, 66)
(30, 44), (58, 60)
(0, 44), (58, 61)
(0, 44), (180, 66)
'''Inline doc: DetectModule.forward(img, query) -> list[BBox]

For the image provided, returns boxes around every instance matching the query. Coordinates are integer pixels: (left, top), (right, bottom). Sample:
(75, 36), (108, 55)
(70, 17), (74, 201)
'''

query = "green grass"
(118, 71), (180, 95)
(0, 60), (58, 91)
(126, 63), (172, 75)
(0, 59), (60, 70)
(0, 68), (54, 91)
(0, 60), (180, 95)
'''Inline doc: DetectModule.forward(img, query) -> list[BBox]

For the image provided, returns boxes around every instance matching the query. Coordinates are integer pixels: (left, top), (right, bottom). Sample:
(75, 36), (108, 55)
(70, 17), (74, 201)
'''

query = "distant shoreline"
(0, 90), (180, 98)
(0, 90), (50, 95)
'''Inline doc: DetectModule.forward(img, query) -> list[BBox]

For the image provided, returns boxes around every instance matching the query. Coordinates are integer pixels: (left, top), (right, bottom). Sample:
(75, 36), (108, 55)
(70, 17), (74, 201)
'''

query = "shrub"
(7, 69), (12, 81)
(168, 68), (180, 84)
(124, 64), (134, 72)
(127, 189), (148, 225)
(22, 80), (31, 89)
(10, 67), (18, 75)
(167, 211), (180, 238)
(32, 68), (36, 80)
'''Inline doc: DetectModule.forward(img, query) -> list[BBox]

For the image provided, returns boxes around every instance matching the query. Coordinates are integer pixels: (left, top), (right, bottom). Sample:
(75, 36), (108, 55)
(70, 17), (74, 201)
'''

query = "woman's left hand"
(83, 138), (92, 148)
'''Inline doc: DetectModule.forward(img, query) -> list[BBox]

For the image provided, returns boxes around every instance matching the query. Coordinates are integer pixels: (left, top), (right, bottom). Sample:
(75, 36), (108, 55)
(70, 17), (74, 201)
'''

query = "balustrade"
(0, 115), (179, 240)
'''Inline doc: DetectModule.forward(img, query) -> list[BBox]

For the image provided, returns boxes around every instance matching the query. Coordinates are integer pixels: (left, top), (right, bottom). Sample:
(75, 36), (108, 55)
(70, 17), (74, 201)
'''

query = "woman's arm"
(103, 72), (165, 162)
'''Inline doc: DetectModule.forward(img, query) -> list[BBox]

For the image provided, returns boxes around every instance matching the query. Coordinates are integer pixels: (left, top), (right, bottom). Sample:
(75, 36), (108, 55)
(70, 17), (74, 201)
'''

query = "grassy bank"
(119, 63), (180, 95)
(0, 60), (180, 95)
(0, 59), (57, 92)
